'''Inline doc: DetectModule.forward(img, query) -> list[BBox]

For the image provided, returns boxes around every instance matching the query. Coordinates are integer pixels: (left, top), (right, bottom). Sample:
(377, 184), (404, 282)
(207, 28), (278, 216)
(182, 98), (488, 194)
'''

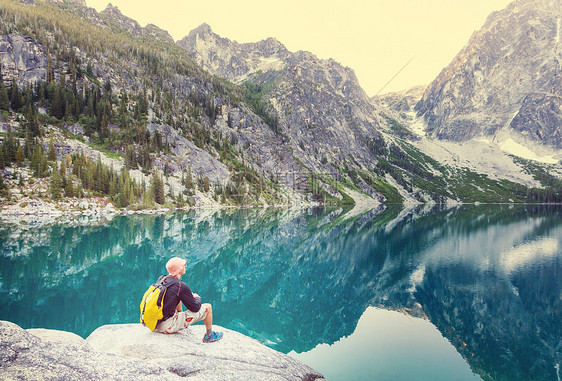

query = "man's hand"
(192, 292), (201, 300)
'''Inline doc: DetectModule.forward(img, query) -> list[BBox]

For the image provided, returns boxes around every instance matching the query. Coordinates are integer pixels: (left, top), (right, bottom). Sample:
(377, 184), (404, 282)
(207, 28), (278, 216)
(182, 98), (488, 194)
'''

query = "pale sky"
(86, 0), (514, 96)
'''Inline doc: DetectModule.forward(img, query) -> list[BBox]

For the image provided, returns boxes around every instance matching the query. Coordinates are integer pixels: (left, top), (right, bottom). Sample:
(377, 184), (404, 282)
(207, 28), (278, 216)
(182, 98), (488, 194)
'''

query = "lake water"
(1, 204), (561, 381)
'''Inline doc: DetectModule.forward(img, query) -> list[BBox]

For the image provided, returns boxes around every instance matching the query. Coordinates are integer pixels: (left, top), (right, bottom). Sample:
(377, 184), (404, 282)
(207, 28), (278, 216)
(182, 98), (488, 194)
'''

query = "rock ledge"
(0, 321), (324, 380)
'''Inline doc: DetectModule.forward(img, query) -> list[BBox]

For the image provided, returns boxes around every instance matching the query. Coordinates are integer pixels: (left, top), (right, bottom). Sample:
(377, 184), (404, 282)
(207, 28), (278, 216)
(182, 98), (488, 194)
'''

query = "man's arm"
(179, 282), (202, 312)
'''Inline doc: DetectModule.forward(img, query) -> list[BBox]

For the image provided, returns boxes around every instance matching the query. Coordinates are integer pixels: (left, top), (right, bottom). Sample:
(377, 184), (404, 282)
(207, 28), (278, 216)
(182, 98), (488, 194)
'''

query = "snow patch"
(404, 110), (426, 136)
(234, 56), (285, 84)
(410, 119), (426, 137)
(495, 138), (559, 164)
(413, 137), (540, 186)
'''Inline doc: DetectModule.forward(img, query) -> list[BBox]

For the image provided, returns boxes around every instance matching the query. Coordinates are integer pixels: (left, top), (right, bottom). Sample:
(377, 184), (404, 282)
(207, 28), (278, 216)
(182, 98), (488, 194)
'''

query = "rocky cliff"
(0, 34), (47, 84)
(415, 0), (562, 148)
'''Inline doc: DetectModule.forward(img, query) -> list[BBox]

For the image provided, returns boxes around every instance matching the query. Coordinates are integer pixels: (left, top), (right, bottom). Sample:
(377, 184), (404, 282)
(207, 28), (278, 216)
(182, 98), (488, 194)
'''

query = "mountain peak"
(144, 24), (174, 43)
(191, 23), (214, 37)
(102, 3), (121, 14)
(255, 37), (287, 55)
(180, 23), (227, 52)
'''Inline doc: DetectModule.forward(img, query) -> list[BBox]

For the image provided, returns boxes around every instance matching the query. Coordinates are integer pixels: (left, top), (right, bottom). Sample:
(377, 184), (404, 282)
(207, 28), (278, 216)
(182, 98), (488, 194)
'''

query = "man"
(154, 256), (223, 343)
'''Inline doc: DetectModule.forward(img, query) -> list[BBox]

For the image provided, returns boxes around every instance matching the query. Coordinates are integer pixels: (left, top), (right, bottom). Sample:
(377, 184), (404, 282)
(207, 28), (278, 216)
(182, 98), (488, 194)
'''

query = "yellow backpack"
(140, 275), (177, 331)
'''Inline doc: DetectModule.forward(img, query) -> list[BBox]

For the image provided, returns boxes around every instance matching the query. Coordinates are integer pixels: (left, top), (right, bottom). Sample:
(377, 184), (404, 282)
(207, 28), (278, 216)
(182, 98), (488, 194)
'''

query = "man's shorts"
(154, 304), (209, 334)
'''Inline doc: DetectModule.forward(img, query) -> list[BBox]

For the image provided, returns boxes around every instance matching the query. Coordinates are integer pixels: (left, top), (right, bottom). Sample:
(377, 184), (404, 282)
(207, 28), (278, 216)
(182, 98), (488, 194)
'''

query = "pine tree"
(31, 144), (42, 177)
(23, 84), (32, 109)
(109, 172), (118, 201)
(127, 177), (135, 206)
(184, 167), (193, 190)
(47, 55), (54, 83)
(50, 163), (62, 200)
(15, 146), (24, 166)
(10, 80), (22, 111)
(64, 175), (75, 198)
(150, 171), (165, 205)
(0, 64), (9, 111)
(60, 158), (67, 177)
(124, 145), (137, 169)
(0, 174), (7, 197)
(40, 153), (49, 178)
(48, 140), (57, 161)
(51, 85), (64, 119)
(26, 105), (40, 137)
(119, 91), (128, 125)
(168, 183), (174, 200)
(0, 83), (8, 111)
(100, 112), (109, 142)
(177, 190), (184, 206)
(65, 96), (74, 120)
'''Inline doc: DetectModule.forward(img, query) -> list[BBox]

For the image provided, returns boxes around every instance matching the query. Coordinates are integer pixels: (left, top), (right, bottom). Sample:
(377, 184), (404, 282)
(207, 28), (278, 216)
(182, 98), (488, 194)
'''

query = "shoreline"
(1, 193), (560, 227)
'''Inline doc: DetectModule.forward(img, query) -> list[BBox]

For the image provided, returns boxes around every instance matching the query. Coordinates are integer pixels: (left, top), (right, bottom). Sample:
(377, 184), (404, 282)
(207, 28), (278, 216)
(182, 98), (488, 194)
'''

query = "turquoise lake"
(1, 204), (561, 380)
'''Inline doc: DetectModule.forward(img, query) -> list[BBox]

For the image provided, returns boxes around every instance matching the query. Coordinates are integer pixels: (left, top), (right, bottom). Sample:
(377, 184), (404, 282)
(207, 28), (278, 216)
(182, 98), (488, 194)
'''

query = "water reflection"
(290, 307), (481, 381)
(0, 205), (561, 381)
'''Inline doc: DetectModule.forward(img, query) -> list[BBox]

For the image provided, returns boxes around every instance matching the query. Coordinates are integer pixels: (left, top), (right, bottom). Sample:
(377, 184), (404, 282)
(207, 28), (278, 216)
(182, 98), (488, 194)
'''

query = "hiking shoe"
(203, 331), (223, 343)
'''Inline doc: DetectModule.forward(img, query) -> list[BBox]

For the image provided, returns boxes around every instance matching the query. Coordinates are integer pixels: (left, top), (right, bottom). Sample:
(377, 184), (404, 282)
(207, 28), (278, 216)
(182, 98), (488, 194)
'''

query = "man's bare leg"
(201, 303), (222, 342)
(202, 303), (213, 330)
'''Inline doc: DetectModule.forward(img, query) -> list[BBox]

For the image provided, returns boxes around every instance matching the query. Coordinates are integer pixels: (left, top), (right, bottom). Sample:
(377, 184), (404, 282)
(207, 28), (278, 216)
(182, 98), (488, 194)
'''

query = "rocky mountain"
(178, 21), (562, 203)
(178, 23), (291, 84)
(415, 0), (562, 148)
(374, 85), (426, 137)
(179, 24), (387, 180)
(0, 0), (561, 210)
(0, 0), (307, 208)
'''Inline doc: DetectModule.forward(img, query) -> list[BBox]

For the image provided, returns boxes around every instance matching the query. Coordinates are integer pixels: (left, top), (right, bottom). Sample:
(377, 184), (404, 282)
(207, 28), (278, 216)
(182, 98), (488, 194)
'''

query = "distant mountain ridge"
(99, 3), (174, 43)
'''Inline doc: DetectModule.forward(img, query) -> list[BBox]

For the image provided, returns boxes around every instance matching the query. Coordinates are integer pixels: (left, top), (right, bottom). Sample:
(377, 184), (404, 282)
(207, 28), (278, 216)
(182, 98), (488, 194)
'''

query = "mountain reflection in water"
(0, 204), (560, 381)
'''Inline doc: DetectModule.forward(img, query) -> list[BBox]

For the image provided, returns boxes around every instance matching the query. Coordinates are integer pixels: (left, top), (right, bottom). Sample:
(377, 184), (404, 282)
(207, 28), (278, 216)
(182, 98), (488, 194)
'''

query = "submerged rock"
(0, 321), (324, 380)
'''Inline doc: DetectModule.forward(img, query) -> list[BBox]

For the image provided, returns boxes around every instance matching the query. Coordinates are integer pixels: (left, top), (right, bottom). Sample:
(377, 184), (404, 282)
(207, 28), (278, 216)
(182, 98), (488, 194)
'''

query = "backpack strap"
(158, 275), (181, 296)
(157, 274), (171, 285)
